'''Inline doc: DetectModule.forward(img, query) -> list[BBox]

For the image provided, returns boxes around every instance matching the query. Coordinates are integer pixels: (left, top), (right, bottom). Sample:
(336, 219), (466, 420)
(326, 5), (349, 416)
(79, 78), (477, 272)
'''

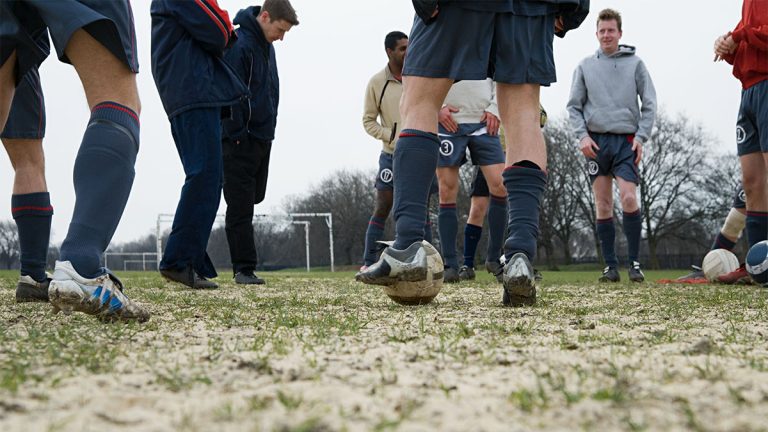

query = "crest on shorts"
(440, 139), (454, 156)
(738, 187), (747, 204)
(380, 168), (393, 183)
(587, 161), (599, 176)
(736, 126), (746, 144)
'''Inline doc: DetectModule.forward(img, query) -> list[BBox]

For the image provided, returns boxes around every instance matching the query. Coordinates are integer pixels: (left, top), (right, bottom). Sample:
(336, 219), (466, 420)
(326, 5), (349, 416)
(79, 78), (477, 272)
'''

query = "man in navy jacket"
(221, 0), (298, 285)
(151, 0), (248, 289)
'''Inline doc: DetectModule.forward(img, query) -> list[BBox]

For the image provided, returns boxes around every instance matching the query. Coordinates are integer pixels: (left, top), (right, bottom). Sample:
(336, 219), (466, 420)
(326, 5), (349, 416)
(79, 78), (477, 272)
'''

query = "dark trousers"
(160, 108), (223, 278)
(222, 137), (272, 274)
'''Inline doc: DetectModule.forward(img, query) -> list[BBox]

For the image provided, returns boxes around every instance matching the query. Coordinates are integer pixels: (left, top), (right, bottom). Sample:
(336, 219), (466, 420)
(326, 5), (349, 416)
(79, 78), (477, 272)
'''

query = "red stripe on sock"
(746, 211), (768, 217)
(596, 218), (613, 224)
(440, 203), (457, 209)
(12, 205), (53, 213)
(369, 220), (385, 228)
(93, 103), (140, 125)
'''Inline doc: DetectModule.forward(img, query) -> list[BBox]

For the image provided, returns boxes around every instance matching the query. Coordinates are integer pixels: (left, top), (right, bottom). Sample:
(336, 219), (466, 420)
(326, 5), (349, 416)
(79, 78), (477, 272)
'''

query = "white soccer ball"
(382, 240), (444, 305)
(702, 248), (739, 281)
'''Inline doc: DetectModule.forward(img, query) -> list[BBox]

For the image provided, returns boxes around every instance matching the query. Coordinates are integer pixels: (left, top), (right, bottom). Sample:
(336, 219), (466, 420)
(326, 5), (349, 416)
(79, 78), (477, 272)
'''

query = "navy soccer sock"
(597, 217), (618, 267)
(745, 211), (768, 249)
(487, 194), (507, 264)
(463, 223), (482, 267)
(12, 192), (52, 281)
(623, 209), (642, 263)
(60, 102), (139, 278)
(711, 232), (737, 251)
(502, 165), (546, 261)
(424, 218), (434, 244)
(363, 215), (386, 266)
(438, 203), (459, 269)
(392, 130), (439, 250)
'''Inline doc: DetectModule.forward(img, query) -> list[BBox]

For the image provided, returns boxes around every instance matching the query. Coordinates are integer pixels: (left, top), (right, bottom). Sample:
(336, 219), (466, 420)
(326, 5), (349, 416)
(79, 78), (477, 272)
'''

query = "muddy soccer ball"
(745, 240), (768, 285)
(702, 248), (739, 281)
(383, 240), (444, 305)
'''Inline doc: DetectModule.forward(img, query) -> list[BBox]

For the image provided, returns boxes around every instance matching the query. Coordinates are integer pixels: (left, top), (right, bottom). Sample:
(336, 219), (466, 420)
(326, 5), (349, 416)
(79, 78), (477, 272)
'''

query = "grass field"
(1, 269), (767, 431)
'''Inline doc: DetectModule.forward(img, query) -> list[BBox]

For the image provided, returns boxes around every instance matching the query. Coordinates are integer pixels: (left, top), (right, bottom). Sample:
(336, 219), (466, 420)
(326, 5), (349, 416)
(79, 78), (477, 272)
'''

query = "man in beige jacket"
(360, 31), (433, 269)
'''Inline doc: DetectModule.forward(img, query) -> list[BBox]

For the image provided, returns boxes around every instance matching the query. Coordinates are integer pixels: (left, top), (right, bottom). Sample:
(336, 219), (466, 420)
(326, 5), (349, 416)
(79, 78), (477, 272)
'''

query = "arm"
(555, 0), (590, 38)
(634, 60), (657, 144)
(170, 0), (234, 54)
(362, 79), (390, 142)
(481, 80), (500, 135)
(731, 23), (768, 52)
(565, 65), (589, 142)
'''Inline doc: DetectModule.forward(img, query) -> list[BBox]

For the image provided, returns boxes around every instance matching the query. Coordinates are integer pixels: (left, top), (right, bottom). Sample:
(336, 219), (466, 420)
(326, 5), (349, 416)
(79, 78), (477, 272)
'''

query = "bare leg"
(479, 163), (505, 197)
(616, 177), (639, 213)
(467, 196), (489, 226)
(496, 83), (545, 169)
(2, 138), (46, 194)
(592, 176), (614, 220)
(400, 76), (453, 133)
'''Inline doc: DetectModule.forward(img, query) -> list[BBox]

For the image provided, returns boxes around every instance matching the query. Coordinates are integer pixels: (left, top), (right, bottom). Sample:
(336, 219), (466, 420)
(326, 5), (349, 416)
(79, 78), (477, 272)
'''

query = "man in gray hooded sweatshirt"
(567, 8), (656, 283)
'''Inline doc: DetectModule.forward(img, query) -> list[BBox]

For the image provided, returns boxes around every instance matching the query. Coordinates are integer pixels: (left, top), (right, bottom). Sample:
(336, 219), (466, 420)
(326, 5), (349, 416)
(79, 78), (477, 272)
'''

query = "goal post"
(155, 212), (334, 272)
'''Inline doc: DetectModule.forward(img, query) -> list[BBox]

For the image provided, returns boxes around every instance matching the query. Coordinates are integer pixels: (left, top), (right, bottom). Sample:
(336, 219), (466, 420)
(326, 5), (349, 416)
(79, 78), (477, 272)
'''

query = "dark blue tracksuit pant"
(160, 107), (222, 278)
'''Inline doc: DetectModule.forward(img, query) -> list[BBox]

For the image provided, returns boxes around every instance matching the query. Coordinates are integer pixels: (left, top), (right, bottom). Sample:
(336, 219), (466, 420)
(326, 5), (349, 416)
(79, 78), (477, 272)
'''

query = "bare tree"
(0, 221), (19, 269)
(639, 112), (728, 268)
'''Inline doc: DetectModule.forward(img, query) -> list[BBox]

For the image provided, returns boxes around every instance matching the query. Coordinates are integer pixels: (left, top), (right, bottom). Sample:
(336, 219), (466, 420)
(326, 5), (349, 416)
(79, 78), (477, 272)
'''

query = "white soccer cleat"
(48, 261), (150, 322)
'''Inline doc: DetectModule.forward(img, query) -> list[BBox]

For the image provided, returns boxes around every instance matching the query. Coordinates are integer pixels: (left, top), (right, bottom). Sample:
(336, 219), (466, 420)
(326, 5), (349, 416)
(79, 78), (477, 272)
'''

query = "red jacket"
(724, 0), (768, 89)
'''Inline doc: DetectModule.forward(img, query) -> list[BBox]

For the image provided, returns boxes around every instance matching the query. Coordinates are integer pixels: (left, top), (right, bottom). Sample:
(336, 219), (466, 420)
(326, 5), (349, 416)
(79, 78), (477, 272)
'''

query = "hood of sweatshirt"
(597, 44), (636, 59)
(234, 6), (268, 47)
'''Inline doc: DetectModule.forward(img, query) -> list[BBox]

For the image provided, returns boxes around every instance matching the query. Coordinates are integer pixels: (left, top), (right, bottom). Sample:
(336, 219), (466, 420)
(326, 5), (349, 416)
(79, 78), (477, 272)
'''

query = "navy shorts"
(375, 151), (439, 195)
(438, 123), (505, 168)
(0, 0), (138, 83)
(403, 2), (557, 85)
(470, 167), (490, 197)
(736, 79), (768, 156)
(1, 68), (45, 139)
(732, 183), (747, 209)
(375, 151), (395, 191)
(586, 132), (639, 184)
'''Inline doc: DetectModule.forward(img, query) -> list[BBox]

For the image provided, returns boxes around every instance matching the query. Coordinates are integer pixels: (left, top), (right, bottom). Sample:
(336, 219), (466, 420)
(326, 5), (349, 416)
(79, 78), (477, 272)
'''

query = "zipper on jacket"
(246, 54), (254, 134)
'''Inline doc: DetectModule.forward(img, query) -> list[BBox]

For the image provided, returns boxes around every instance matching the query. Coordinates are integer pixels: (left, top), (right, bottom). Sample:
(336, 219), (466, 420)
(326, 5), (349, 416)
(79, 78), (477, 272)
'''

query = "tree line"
(0, 111), (742, 272)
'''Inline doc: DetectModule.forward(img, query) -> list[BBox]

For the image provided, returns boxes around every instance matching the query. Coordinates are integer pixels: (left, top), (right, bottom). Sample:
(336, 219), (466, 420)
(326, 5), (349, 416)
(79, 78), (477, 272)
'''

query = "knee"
(488, 181), (506, 198)
(742, 172), (767, 195)
(620, 192), (638, 211)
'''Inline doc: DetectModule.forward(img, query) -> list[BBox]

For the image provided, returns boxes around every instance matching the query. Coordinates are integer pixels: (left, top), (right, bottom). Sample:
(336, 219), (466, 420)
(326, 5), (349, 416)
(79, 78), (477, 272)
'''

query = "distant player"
(1, 0), (148, 321)
(152, 0), (248, 289)
(714, 0), (768, 266)
(567, 8), (657, 283)
(2, 70), (51, 302)
(360, 31), (434, 271)
(221, 1), (298, 285)
(357, 0), (589, 307)
(436, 79), (505, 283)
(460, 106), (548, 282)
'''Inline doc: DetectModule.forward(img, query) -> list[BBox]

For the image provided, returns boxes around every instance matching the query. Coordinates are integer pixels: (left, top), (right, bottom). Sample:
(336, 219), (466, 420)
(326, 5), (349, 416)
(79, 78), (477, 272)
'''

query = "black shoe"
(444, 267), (461, 283)
(16, 275), (51, 302)
(234, 271), (265, 285)
(355, 241), (429, 286)
(628, 261), (645, 283)
(598, 266), (620, 282)
(485, 260), (503, 283)
(676, 265), (705, 281)
(458, 265), (475, 281)
(502, 253), (536, 306)
(161, 267), (218, 289)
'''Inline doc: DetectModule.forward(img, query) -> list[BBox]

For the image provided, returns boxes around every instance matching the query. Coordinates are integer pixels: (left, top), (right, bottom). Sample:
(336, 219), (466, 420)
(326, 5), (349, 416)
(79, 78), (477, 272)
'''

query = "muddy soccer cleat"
(676, 265), (705, 282)
(717, 263), (751, 285)
(502, 253), (536, 306)
(458, 265), (476, 281)
(16, 274), (51, 302)
(598, 266), (620, 282)
(355, 241), (429, 286)
(628, 261), (645, 282)
(444, 267), (461, 283)
(48, 261), (150, 323)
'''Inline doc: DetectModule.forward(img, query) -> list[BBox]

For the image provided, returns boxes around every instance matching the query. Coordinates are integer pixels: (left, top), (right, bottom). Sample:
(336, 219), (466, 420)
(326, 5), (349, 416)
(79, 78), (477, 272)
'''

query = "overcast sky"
(0, 0), (743, 245)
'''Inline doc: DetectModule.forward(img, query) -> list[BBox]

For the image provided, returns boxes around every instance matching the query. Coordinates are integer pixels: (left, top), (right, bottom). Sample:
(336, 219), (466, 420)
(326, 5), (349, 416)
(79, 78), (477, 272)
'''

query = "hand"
(632, 138), (643, 165)
(713, 32), (736, 61)
(439, 104), (459, 133)
(579, 136), (600, 159)
(555, 16), (565, 33)
(481, 111), (500, 136)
